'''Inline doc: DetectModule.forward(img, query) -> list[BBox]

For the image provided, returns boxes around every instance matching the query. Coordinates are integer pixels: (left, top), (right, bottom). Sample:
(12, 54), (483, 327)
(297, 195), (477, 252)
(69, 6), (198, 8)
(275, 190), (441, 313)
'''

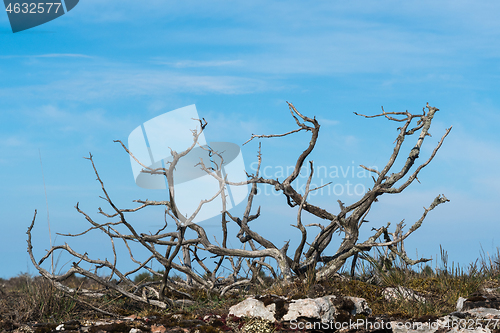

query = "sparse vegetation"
(1, 247), (499, 326)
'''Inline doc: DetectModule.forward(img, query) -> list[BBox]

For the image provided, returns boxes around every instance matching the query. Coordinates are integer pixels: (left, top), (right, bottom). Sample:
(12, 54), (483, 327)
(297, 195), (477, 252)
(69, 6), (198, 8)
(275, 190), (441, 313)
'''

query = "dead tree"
(27, 102), (451, 308)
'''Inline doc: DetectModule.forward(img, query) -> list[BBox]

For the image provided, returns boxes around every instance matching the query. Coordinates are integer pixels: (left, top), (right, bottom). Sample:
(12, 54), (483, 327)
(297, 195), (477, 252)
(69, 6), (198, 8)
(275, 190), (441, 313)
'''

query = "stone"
(483, 287), (500, 294)
(465, 307), (500, 319)
(227, 287), (500, 333)
(129, 329), (142, 333)
(388, 298), (500, 333)
(228, 297), (277, 322)
(228, 294), (373, 324)
(456, 297), (467, 311)
(346, 296), (372, 316)
(171, 314), (184, 320)
(282, 296), (337, 322)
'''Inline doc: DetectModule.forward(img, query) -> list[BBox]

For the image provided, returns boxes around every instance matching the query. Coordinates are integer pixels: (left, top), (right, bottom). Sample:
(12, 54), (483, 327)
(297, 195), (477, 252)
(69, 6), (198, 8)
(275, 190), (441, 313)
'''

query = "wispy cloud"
(14, 1), (500, 78)
(34, 54), (94, 58)
(0, 68), (275, 101)
(317, 118), (339, 126)
(201, 111), (264, 143)
(0, 54), (93, 59)
(154, 59), (243, 68)
(30, 104), (133, 136)
(0, 136), (24, 148)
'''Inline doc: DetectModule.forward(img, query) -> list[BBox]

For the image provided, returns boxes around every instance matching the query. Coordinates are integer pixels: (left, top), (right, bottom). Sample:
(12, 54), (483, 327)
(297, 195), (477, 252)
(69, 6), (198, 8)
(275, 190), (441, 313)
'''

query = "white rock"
(229, 297), (277, 322)
(483, 287), (500, 294)
(282, 296), (337, 322)
(456, 297), (467, 311)
(346, 296), (372, 315)
(228, 294), (373, 323)
(129, 329), (142, 333)
(390, 314), (497, 333)
(465, 307), (500, 318)
(451, 328), (491, 333)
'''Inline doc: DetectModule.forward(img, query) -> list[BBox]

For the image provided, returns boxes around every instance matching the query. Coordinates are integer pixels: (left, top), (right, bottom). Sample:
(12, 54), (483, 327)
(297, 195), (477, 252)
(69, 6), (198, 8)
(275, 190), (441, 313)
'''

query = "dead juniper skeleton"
(27, 102), (451, 308)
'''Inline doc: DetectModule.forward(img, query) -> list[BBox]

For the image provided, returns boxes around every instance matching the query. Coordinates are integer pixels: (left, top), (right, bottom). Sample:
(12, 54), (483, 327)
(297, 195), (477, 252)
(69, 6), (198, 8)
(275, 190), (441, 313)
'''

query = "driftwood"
(27, 102), (450, 308)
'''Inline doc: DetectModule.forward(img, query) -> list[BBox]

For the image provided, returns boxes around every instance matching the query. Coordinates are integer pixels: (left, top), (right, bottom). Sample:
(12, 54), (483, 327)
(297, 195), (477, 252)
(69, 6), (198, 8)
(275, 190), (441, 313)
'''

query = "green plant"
(133, 270), (165, 284)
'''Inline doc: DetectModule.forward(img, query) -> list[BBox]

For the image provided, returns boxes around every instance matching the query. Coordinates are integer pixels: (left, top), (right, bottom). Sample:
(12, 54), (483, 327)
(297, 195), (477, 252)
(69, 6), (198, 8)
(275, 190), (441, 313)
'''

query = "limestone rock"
(465, 307), (500, 318)
(346, 296), (372, 316)
(282, 296), (337, 322)
(390, 289), (500, 333)
(228, 294), (373, 324)
(228, 297), (277, 322)
(227, 286), (500, 333)
(456, 297), (467, 311)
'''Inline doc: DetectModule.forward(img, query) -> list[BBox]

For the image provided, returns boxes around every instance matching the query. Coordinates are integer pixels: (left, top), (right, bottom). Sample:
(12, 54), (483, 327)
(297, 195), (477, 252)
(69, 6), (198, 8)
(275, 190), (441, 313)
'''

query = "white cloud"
(87, 2), (500, 76)
(147, 100), (167, 113)
(201, 110), (263, 143)
(40, 104), (67, 119)
(438, 125), (500, 178)
(34, 54), (93, 59)
(317, 118), (339, 126)
(0, 136), (24, 147)
(24, 104), (132, 139)
(0, 54), (93, 59)
(155, 59), (243, 68)
(343, 135), (359, 147)
(0, 68), (275, 101)
(9, 1), (498, 79)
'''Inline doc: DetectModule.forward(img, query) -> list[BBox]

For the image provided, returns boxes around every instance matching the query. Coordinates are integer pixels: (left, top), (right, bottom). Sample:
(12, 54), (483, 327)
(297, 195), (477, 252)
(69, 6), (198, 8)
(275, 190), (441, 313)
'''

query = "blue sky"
(1, 1), (500, 279)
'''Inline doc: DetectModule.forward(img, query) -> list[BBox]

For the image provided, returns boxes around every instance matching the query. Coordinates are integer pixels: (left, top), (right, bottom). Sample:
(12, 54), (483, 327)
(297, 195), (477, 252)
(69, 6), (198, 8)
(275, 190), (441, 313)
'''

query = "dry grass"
(0, 274), (169, 324)
(258, 246), (500, 319)
(1, 247), (499, 324)
(0, 274), (78, 323)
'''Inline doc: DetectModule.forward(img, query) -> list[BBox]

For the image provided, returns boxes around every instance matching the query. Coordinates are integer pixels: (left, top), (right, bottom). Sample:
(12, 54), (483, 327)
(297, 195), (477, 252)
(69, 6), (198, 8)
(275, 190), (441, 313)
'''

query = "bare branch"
(27, 101), (451, 306)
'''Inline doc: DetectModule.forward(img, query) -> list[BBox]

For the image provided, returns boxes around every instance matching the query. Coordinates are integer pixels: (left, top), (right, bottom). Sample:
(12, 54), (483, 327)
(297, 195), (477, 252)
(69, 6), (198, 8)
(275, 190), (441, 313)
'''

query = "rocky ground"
(1, 286), (500, 333)
(2, 269), (500, 333)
